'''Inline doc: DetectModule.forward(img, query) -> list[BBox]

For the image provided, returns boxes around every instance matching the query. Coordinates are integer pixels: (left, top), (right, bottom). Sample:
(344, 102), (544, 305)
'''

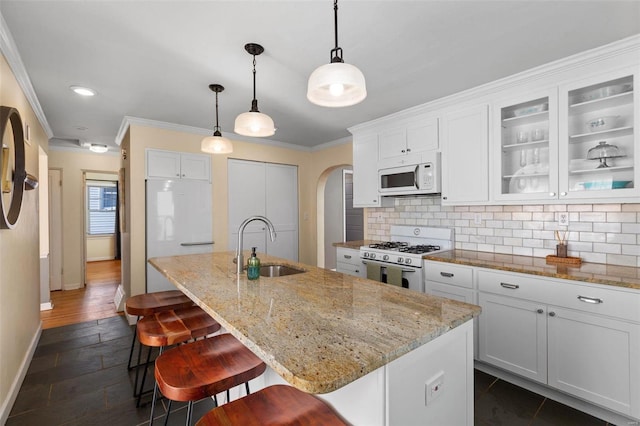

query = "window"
(87, 181), (117, 235)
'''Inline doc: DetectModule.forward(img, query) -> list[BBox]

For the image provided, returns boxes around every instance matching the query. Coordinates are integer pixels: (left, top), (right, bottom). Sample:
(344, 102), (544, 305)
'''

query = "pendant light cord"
(213, 91), (221, 136)
(251, 55), (259, 112)
(330, 0), (343, 63)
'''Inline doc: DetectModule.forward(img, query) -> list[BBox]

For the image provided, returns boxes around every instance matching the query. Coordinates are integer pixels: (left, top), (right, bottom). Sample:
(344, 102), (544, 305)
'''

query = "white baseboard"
(87, 257), (116, 262)
(62, 282), (82, 291)
(40, 302), (54, 311)
(0, 322), (42, 424)
(113, 284), (126, 312)
(125, 312), (137, 325)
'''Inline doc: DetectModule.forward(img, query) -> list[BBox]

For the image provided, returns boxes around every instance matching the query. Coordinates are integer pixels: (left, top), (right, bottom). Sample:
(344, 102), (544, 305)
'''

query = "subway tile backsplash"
(366, 197), (640, 267)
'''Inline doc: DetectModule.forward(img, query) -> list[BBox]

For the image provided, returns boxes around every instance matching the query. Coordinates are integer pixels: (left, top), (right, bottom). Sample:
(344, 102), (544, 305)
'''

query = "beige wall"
(124, 124), (353, 297)
(86, 235), (116, 261)
(0, 53), (48, 421)
(48, 150), (121, 289)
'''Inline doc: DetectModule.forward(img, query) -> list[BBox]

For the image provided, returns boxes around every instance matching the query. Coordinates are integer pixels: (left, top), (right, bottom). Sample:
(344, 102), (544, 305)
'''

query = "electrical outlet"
(425, 371), (445, 406)
(558, 212), (569, 226)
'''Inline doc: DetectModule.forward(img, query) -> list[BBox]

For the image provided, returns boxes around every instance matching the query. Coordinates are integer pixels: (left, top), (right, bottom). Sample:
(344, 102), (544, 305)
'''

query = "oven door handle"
(361, 260), (417, 273)
(414, 165), (420, 189)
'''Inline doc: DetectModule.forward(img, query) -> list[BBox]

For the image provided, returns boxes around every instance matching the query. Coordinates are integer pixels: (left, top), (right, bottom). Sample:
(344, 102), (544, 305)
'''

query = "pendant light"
(307, 0), (366, 107)
(234, 43), (275, 137)
(201, 84), (233, 154)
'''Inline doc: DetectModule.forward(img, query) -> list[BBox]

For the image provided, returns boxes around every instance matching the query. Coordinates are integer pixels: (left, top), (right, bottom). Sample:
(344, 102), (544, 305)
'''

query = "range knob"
(383, 255), (389, 261)
(370, 253), (376, 259)
(363, 252), (369, 258)
(405, 258), (412, 265)
(398, 257), (404, 264)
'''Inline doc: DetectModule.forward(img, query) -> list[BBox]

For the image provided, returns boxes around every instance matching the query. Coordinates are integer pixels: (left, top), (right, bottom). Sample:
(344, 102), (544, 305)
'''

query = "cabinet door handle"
(343, 254), (352, 259)
(560, 192), (567, 196)
(500, 282), (519, 289)
(406, 148), (411, 152)
(401, 149), (406, 153)
(536, 308), (544, 314)
(549, 311), (556, 317)
(549, 192), (556, 197)
(440, 272), (454, 278)
(355, 269), (360, 273)
(577, 295), (603, 304)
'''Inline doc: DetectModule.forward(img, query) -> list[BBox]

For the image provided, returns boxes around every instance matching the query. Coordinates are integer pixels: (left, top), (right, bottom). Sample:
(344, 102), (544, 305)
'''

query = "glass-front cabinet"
(559, 67), (638, 199)
(493, 89), (559, 201)
(493, 67), (638, 202)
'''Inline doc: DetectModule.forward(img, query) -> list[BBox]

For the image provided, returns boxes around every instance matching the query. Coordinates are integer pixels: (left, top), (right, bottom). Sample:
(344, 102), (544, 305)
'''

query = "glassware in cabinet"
(498, 96), (552, 196)
(564, 74), (635, 194)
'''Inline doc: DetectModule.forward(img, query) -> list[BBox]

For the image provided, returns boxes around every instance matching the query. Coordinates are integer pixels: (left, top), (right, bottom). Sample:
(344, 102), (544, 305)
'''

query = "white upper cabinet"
(492, 88), (559, 202)
(378, 115), (438, 168)
(559, 67), (638, 200)
(146, 149), (211, 181)
(442, 104), (489, 204)
(353, 133), (391, 208)
(492, 67), (639, 203)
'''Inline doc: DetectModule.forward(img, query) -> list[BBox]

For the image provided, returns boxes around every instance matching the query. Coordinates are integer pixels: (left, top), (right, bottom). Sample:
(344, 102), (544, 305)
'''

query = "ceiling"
(2, 1), (639, 152)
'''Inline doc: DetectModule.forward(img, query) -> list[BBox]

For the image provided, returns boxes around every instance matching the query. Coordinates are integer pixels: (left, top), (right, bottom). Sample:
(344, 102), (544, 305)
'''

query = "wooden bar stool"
(149, 333), (267, 426)
(125, 290), (193, 370)
(196, 385), (348, 426)
(135, 305), (221, 406)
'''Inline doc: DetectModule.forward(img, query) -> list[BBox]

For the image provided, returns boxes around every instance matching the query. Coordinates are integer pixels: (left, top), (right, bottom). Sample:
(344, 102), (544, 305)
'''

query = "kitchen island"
(149, 251), (481, 425)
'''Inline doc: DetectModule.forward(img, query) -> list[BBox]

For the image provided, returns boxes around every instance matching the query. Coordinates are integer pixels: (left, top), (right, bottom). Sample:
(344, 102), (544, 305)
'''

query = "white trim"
(116, 116), (321, 152)
(86, 256), (116, 262)
(350, 34), (640, 134)
(63, 282), (83, 291)
(113, 284), (126, 313)
(48, 144), (120, 156)
(0, 323), (42, 425)
(40, 301), (54, 311)
(0, 12), (54, 139)
(311, 135), (352, 152)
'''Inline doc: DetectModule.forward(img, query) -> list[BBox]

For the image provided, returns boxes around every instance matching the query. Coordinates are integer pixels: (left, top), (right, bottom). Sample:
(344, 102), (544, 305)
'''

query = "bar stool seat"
(196, 384), (348, 426)
(150, 333), (267, 425)
(135, 305), (221, 406)
(125, 290), (194, 371)
(125, 290), (193, 317)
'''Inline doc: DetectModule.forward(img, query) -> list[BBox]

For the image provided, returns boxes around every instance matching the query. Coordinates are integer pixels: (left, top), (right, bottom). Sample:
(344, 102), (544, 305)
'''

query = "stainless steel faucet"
(235, 216), (277, 274)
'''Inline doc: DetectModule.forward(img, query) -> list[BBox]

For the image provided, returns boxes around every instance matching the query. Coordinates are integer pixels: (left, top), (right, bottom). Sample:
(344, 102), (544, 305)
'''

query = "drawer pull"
(440, 272), (454, 278)
(500, 282), (519, 289)
(577, 295), (603, 304)
(343, 254), (352, 259)
(355, 269), (359, 273)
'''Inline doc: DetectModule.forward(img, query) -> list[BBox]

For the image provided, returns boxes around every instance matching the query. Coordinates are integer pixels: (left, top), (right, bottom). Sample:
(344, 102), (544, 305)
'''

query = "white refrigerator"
(146, 179), (213, 293)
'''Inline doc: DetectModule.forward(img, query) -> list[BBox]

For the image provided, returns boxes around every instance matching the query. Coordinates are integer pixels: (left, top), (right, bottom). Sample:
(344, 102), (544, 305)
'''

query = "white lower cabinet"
(477, 268), (640, 420)
(478, 292), (547, 383)
(547, 306), (640, 417)
(336, 247), (365, 278)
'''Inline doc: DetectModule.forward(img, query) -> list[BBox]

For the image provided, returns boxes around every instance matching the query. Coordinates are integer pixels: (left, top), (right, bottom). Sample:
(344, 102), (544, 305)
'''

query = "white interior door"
(48, 168), (62, 291)
(265, 163), (298, 261)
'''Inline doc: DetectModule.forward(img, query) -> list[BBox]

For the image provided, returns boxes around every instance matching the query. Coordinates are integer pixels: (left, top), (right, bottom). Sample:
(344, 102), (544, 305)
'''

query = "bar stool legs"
(149, 334), (266, 426)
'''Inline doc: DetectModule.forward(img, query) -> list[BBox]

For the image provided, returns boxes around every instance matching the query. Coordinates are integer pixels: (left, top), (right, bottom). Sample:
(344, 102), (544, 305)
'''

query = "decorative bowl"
(586, 115), (620, 133)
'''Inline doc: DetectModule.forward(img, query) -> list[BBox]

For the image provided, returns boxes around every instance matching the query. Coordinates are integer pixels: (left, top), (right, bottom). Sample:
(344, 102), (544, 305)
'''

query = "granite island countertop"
(423, 249), (640, 290)
(149, 251), (481, 394)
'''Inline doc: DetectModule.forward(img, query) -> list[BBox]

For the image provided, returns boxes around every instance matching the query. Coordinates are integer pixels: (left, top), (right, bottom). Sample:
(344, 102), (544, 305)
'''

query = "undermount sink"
(259, 264), (305, 277)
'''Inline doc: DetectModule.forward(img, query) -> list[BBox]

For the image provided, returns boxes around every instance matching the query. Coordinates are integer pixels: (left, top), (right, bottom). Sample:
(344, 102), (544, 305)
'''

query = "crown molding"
(350, 33), (640, 134)
(0, 12), (54, 139)
(48, 144), (120, 157)
(116, 116), (319, 152)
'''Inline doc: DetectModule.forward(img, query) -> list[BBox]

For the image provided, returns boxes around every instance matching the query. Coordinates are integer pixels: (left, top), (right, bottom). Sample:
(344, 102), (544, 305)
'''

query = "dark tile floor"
(7, 316), (613, 425)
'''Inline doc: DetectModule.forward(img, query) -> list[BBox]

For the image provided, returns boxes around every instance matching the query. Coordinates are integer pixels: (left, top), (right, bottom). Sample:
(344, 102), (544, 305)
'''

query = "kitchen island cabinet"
(149, 251), (480, 425)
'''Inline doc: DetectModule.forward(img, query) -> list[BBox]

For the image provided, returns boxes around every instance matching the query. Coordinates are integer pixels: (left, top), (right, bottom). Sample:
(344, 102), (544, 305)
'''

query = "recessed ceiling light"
(89, 144), (108, 153)
(70, 85), (96, 96)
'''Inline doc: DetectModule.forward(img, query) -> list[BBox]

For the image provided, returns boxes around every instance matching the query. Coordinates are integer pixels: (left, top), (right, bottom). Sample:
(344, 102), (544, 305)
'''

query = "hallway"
(41, 260), (122, 329)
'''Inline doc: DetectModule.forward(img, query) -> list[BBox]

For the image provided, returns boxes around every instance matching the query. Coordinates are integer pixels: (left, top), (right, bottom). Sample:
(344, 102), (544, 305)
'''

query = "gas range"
(360, 226), (454, 269)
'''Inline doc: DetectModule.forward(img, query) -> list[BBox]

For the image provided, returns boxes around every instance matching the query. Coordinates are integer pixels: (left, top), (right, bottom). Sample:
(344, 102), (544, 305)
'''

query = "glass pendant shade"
(234, 111), (275, 137)
(201, 83), (233, 154)
(307, 61), (367, 107)
(201, 135), (233, 154)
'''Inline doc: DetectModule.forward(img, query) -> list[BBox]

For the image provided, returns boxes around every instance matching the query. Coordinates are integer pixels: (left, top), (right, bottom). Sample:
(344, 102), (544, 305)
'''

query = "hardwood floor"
(41, 259), (122, 329)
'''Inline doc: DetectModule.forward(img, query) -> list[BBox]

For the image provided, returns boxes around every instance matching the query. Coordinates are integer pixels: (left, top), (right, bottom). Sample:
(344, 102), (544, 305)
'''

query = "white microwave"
(378, 153), (441, 196)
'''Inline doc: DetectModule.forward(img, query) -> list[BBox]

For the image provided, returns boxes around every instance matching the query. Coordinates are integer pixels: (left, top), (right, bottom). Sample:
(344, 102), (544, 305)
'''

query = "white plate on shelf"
(508, 164), (549, 193)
